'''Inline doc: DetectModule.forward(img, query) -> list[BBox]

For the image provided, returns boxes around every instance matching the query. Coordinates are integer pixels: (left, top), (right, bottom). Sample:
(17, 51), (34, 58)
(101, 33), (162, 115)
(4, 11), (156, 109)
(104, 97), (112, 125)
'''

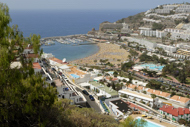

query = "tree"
(151, 94), (157, 99)
(0, 3), (58, 126)
(0, 3), (120, 127)
(152, 23), (163, 30)
(113, 71), (118, 77)
(120, 116), (147, 127)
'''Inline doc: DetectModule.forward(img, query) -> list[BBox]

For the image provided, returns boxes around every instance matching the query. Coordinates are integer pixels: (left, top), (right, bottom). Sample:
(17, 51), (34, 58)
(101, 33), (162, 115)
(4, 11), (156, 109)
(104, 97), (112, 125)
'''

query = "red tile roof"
(33, 62), (41, 69)
(159, 105), (190, 117)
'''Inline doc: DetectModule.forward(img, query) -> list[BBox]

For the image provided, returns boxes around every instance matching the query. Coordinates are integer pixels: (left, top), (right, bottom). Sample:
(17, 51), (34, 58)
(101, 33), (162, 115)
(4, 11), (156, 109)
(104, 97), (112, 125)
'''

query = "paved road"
(76, 87), (102, 113)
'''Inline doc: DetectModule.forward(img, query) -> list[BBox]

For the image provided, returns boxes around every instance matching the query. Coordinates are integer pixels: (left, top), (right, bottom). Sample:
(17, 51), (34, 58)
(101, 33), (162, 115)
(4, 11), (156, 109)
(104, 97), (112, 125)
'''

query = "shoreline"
(68, 43), (100, 62)
(70, 43), (129, 66)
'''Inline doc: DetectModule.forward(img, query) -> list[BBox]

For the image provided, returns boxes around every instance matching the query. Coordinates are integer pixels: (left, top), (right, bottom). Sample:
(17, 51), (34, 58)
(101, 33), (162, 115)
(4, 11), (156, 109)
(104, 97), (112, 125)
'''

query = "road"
(76, 87), (102, 113)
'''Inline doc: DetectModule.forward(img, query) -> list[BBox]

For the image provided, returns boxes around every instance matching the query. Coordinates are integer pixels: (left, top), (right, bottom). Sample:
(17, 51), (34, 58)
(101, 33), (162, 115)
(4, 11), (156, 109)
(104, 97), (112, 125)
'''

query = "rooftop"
(110, 99), (130, 113)
(170, 95), (190, 104)
(160, 105), (190, 117)
(33, 62), (41, 69)
(127, 84), (145, 91)
(147, 89), (171, 98)
(49, 57), (64, 64)
(90, 81), (118, 96)
(119, 89), (153, 101)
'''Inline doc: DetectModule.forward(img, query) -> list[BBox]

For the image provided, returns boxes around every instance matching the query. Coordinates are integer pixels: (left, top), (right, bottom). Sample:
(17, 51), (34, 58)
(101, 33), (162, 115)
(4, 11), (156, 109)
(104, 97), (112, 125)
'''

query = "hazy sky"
(1, 0), (189, 10)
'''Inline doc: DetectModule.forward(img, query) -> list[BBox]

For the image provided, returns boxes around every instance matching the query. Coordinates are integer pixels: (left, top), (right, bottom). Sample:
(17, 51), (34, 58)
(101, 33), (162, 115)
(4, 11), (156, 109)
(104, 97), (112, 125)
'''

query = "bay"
(10, 9), (145, 61)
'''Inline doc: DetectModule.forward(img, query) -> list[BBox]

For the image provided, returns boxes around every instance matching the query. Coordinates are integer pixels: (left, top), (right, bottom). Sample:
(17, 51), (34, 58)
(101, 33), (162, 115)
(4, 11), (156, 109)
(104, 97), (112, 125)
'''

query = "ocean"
(10, 9), (145, 61)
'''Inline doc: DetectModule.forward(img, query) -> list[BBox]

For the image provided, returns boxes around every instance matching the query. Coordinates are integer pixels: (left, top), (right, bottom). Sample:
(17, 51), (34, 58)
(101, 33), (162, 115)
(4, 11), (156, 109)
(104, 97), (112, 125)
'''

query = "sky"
(1, 0), (190, 10)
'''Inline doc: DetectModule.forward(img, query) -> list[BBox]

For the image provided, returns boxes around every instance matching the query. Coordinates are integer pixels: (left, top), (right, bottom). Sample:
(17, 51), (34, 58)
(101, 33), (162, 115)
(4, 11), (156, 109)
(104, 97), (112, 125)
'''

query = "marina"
(40, 34), (96, 46)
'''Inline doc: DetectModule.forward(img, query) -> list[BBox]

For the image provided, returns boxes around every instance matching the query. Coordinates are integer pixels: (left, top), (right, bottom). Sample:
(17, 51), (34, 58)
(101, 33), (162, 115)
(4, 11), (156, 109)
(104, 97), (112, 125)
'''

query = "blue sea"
(10, 9), (145, 61)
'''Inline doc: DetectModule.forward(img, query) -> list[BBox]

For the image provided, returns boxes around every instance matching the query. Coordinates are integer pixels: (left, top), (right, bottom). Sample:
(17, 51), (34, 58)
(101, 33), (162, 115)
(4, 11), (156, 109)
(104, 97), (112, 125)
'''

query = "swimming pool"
(139, 64), (165, 71)
(70, 74), (80, 79)
(136, 117), (164, 127)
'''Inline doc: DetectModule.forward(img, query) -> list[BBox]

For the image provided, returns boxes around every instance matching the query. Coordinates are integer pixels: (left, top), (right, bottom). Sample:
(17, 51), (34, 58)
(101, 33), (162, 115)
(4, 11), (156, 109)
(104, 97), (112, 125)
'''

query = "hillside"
(116, 12), (145, 30)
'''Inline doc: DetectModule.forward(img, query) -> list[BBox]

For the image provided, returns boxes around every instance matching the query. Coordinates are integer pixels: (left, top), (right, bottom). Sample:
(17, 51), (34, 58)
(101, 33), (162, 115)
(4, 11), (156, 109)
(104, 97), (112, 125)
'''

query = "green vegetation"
(121, 61), (135, 71)
(120, 116), (147, 127)
(162, 61), (190, 83)
(152, 23), (164, 30)
(139, 53), (168, 64)
(141, 69), (157, 77)
(0, 3), (119, 127)
(146, 80), (162, 89)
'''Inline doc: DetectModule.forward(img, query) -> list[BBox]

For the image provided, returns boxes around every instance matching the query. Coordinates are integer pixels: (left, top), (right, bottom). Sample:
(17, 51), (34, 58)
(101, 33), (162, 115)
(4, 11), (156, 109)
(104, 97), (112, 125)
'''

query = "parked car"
(51, 68), (56, 71)
(82, 90), (89, 95)
(89, 95), (95, 101)
(57, 71), (62, 75)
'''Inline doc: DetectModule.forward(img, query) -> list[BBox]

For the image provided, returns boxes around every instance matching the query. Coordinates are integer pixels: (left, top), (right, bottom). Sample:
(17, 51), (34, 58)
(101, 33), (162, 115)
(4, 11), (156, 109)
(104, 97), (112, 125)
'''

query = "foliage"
(141, 69), (157, 77)
(151, 94), (157, 99)
(146, 80), (162, 89)
(129, 49), (139, 57)
(162, 61), (190, 83)
(113, 71), (118, 77)
(152, 23), (164, 30)
(139, 52), (168, 64)
(0, 3), (119, 127)
(120, 116), (147, 127)
(121, 61), (135, 71)
(0, 3), (58, 126)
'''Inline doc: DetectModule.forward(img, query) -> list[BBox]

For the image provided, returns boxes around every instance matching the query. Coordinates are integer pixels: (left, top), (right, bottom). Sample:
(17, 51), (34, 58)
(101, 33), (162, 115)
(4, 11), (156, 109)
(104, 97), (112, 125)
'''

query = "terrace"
(90, 81), (118, 98)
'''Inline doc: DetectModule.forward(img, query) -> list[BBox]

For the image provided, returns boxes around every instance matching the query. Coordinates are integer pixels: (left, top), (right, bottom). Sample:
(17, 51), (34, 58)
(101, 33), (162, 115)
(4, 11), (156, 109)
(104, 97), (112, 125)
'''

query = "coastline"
(70, 43), (129, 66)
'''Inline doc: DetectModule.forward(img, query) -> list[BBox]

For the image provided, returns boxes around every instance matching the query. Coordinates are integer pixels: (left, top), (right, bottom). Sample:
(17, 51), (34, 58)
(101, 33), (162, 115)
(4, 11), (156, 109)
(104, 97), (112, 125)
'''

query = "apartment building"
(176, 5), (190, 13)
(169, 95), (190, 108)
(157, 44), (177, 53)
(154, 9), (170, 14)
(147, 89), (171, 99)
(159, 105), (190, 122)
(118, 89), (159, 108)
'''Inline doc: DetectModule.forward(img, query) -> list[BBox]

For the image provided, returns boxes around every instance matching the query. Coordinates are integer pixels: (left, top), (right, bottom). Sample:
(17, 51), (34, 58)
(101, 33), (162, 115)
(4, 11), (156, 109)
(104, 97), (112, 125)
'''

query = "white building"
(157, 44), (177, 53)
(57, 85), (86, 105)
(89, 81), (119, 98)
(163, 5), (178, 10)
(41, 53), (54, 59)
(169, 95), (190, 108)
(159, 105), (190, 122)
(154, 9), (170, 14)
(126, 37), (157, 50)
(143, 18), (161, 23)
(140, 29), (167, 38)
(118, 89), (159, 108)
(109, 99), (131, 117)
(176, 5), (190, 13)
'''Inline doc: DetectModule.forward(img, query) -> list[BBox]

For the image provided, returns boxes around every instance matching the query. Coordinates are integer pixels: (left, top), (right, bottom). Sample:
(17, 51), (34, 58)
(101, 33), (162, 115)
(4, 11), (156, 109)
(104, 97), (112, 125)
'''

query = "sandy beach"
(71, 43), (130, 66)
